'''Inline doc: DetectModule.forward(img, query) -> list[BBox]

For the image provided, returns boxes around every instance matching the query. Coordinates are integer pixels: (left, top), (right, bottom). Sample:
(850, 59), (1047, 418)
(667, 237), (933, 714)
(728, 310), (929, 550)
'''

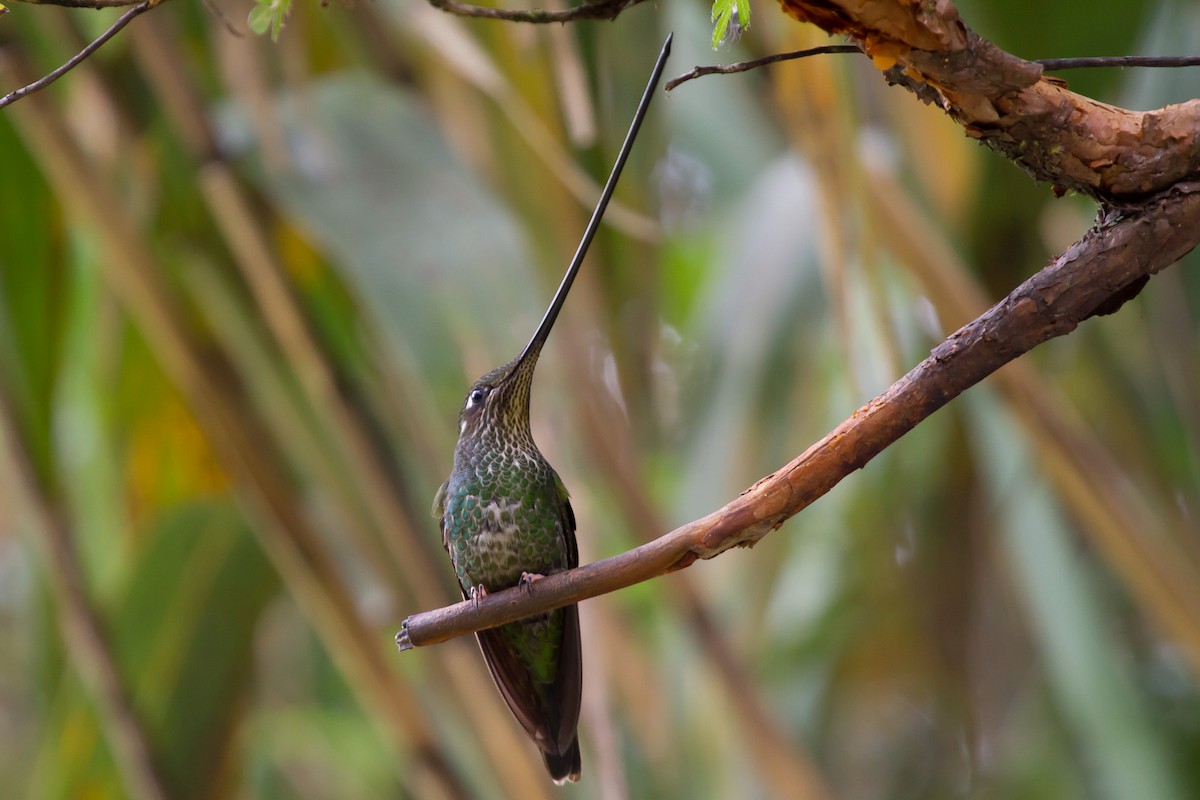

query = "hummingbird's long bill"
(509, 32), (674, 375)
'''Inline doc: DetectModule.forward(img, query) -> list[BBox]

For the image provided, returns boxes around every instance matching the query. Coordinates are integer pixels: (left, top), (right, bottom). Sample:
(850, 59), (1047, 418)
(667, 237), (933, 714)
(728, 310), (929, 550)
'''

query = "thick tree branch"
(398, 183), (1200, 650)
(774, 0), (1200, 202)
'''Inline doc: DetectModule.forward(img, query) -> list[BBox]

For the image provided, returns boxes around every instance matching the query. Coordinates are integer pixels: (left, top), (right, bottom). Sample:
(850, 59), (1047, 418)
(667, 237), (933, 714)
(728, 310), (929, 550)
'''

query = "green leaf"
(246, 2), (274, 36)
(271, 5), (285, 41)
(247, 0), (291, 41)
(710, 0), (749, 49)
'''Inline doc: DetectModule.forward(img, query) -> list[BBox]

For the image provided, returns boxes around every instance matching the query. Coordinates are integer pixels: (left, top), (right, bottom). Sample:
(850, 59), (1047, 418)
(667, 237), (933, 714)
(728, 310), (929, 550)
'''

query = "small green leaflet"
(248, 0), (292, 41)
(710, 0), (750, 49)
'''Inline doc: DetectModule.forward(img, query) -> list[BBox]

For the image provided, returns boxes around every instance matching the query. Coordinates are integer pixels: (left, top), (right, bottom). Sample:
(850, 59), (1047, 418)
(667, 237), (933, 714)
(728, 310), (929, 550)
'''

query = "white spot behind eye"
(460, 420), (466, 435)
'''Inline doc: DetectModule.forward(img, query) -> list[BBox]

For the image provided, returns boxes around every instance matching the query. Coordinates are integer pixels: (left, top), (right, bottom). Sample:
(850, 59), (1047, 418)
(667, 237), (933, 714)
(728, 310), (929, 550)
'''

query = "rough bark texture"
(778, 0), (1200, 202)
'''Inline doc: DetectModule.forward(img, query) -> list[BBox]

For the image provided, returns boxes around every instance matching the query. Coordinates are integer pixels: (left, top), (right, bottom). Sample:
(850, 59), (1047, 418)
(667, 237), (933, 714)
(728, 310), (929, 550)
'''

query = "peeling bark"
(778, 0), (1200, 201)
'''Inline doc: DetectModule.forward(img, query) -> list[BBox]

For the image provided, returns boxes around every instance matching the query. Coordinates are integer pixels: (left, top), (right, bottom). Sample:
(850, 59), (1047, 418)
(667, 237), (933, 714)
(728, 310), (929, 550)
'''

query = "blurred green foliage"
(1, 0), (1199, 798)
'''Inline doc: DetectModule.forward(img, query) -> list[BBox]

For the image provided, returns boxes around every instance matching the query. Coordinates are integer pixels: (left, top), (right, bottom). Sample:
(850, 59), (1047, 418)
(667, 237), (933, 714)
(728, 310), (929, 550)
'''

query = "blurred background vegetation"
(2, 0), (1200, 797)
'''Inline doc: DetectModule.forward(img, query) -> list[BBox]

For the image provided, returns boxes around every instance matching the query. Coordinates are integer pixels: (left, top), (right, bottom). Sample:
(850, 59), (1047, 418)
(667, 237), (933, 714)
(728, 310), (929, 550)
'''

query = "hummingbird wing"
(432, 480), (450, 553)
(557, 475), (578, 569)
(553, 490), (582, 749)
(474, 625), (561, 745)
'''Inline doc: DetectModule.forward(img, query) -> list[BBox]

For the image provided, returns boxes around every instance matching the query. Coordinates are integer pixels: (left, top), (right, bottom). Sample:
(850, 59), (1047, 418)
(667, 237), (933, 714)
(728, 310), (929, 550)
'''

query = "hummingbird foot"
(518, 571), (546, 594)
(469, 584), (489, 608)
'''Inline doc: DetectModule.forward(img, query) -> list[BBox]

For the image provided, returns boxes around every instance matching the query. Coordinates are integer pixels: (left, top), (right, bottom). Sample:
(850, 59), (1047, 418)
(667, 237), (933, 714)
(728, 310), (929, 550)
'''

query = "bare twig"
(1038, 55), (1200, 70)
(0, 0), (157, 111)
(5, 0), (143, 7)
(198, 0), (243, 37)
(426, 0), (646, 23)
(665, 47), (1200, 92)
(398, 184), (1200, 650)
(665, 45), (860, 91)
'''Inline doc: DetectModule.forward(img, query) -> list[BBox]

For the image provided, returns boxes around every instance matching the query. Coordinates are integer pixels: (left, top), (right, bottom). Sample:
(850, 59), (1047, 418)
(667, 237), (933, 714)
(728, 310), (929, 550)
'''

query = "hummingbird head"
(456, 337), (545, 448)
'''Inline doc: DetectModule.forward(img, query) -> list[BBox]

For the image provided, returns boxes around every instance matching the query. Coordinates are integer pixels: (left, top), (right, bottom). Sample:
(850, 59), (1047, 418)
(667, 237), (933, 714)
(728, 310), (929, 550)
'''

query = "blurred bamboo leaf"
(679, 154), (825, 513)
(971, 396), (1185, 800)
(216, 72), (535, 394)
(117, 504), (279, 797)
(31, 503), (277, 799)
(1122, 1), (1200, 107)
(0, 113), (62, 487)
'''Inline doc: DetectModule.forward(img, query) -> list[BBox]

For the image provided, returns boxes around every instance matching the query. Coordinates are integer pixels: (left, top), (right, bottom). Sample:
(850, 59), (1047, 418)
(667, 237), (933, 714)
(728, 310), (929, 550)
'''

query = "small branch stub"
(395, 624), (413, 652)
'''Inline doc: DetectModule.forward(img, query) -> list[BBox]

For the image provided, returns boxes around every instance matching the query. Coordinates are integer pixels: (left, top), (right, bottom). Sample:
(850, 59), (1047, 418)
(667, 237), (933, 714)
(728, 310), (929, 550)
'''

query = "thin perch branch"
(398, 183), (1200, 651)
(425, 0), (646, 23)
(0, 0), (158, 111)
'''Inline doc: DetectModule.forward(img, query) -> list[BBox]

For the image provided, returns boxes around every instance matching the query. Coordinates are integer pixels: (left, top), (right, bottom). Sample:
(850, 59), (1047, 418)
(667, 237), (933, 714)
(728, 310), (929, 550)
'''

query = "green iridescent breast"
(441, 456), (571, 593)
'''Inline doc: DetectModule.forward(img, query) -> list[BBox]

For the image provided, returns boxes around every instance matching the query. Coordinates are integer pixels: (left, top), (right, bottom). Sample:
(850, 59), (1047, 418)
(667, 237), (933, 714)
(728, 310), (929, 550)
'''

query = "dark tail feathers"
(542, 737), (581, 785)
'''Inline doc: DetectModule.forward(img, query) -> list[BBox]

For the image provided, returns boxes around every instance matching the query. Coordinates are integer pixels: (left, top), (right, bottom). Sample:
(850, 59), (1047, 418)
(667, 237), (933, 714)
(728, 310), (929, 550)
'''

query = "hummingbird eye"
(466, 387), (489, 409)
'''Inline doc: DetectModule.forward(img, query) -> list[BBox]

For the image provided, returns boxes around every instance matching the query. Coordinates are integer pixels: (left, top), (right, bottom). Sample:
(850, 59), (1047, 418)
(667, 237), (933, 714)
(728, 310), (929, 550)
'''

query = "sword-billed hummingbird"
(432, 35), (672, 784)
